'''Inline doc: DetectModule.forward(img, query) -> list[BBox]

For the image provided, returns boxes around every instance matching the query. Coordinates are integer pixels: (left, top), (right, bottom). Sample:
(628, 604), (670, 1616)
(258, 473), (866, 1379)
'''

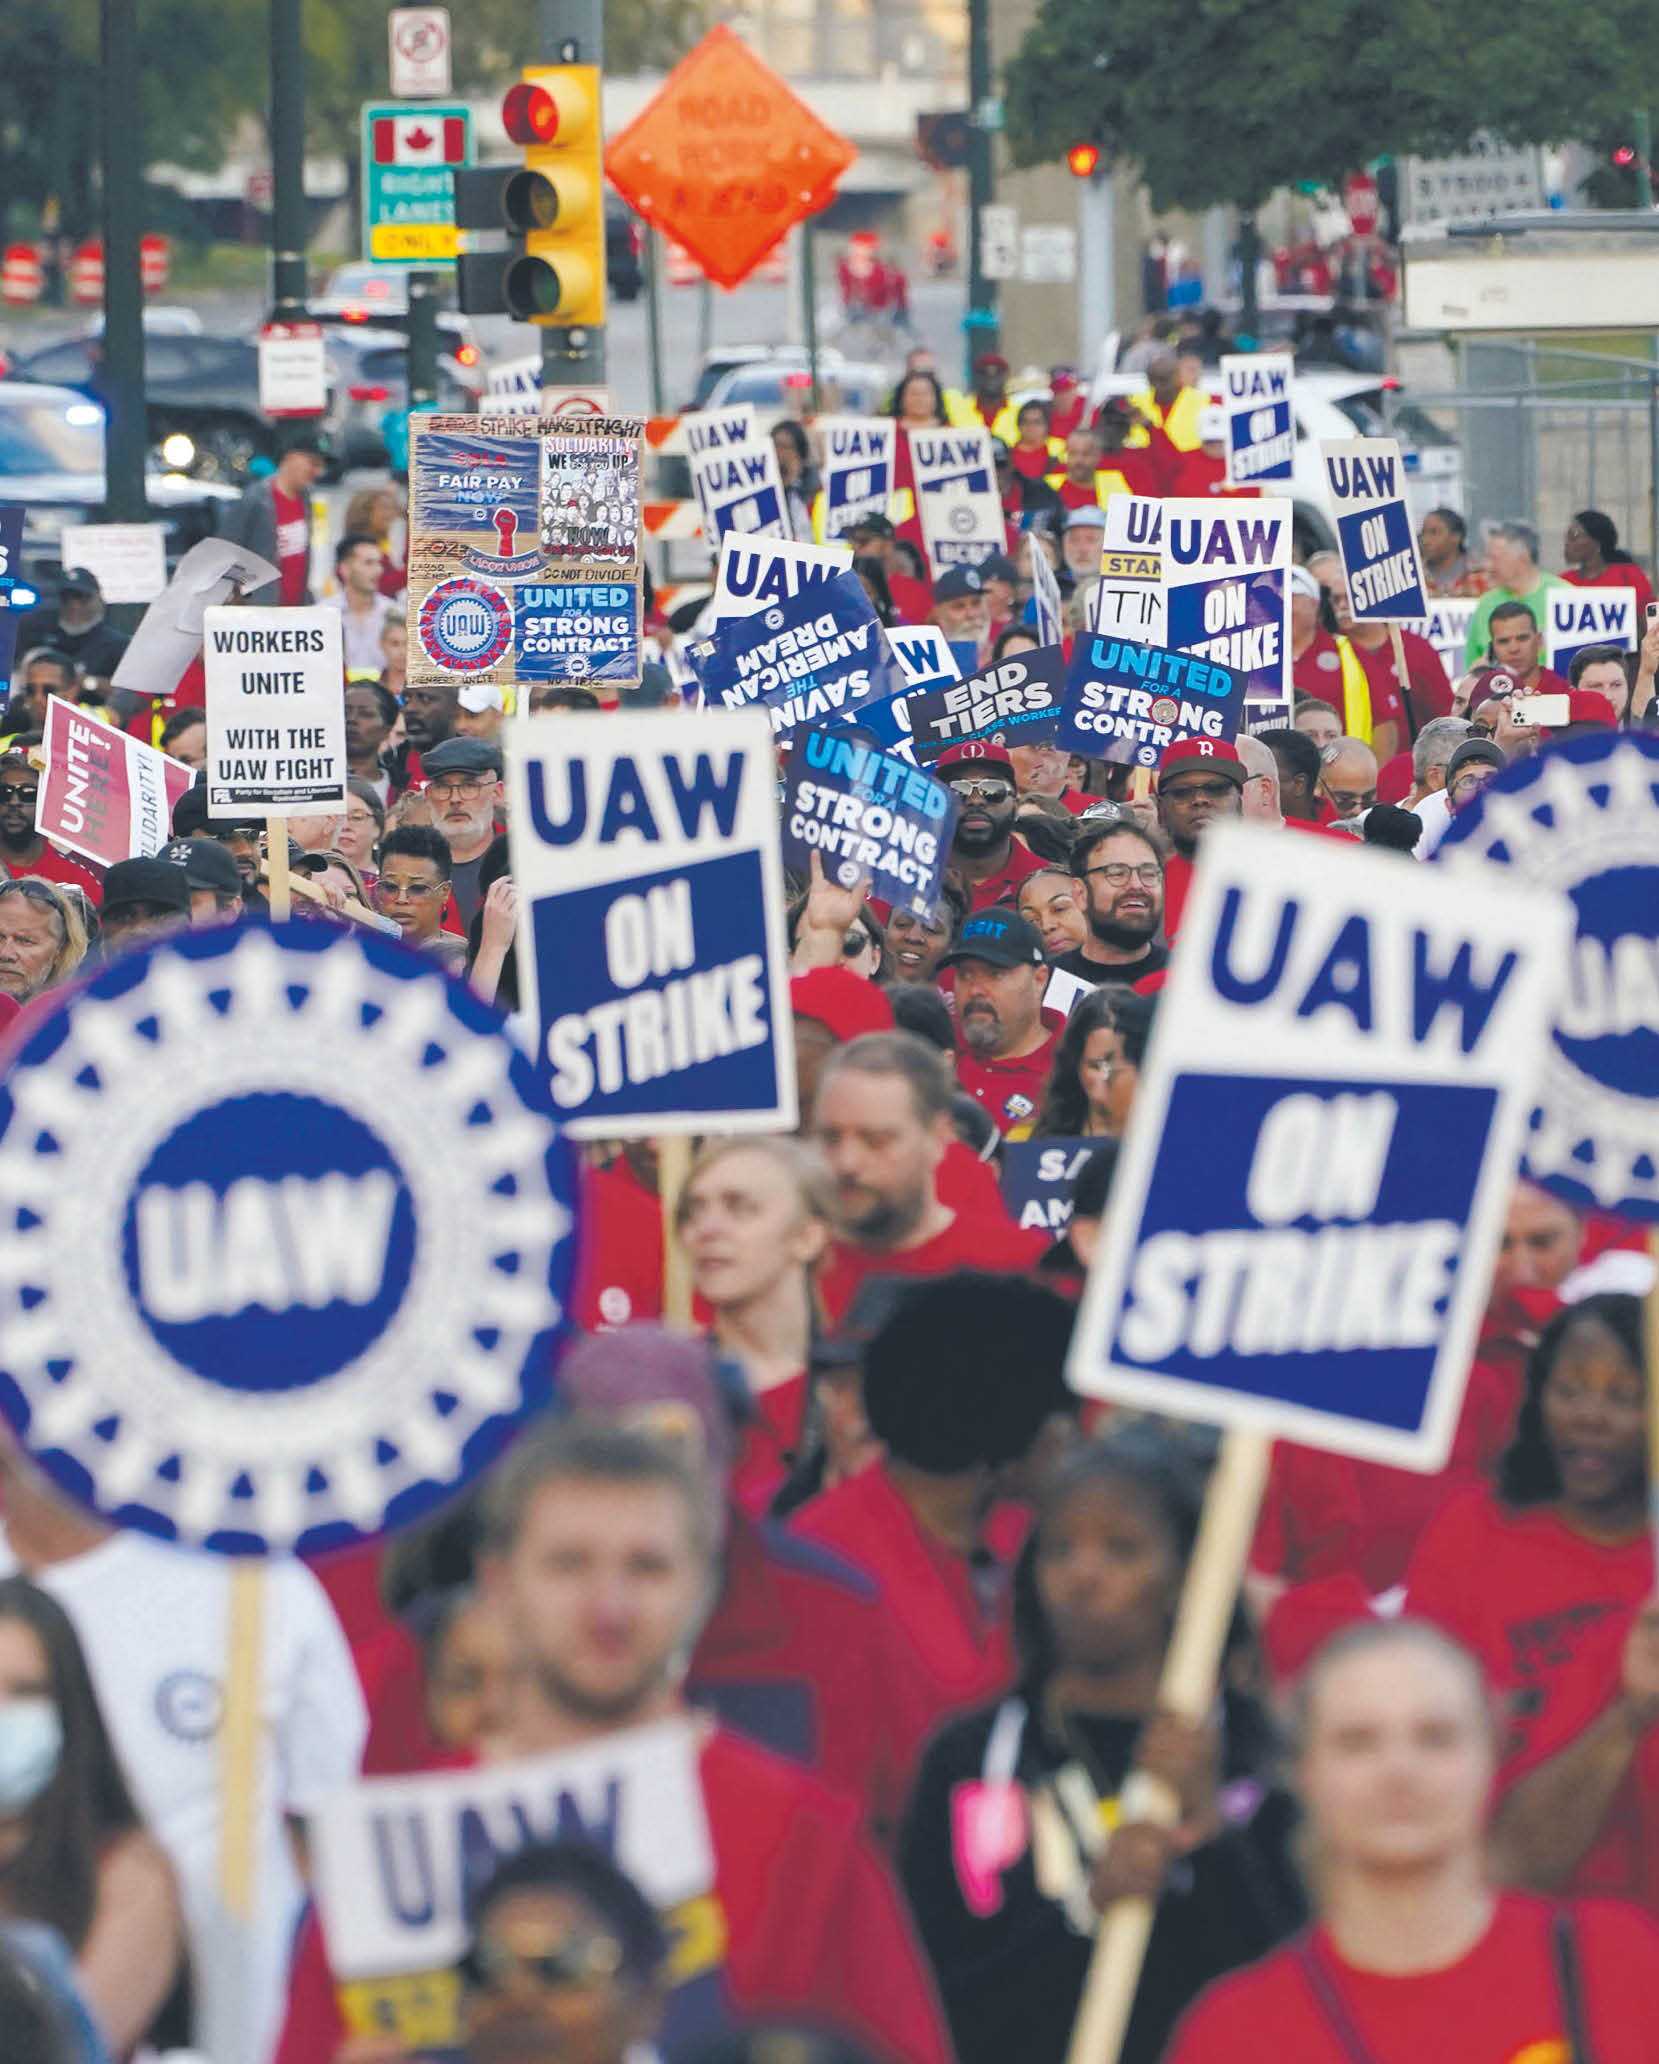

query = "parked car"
(311, 264), (483, 369)
(0, 382), (237, 583)
(699, 355), (891, 420)
(320, 325), (482, 467)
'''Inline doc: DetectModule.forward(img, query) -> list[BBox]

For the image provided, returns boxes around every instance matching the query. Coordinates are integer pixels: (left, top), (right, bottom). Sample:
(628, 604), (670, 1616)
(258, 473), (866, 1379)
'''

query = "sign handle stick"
(219, 1560), (265, 1920)
(1387, 621), (1412, 719)
(1063, 1426), (1272, 2064)
(659, 1134), (694, 1327)
(1130, 768), (1152, 804)
(1648, 1230), (1659, 1561)
(266, 814), (291, 921)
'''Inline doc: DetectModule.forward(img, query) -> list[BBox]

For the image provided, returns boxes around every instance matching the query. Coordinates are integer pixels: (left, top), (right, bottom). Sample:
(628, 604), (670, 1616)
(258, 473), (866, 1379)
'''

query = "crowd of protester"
(0, 398), (1656, 2064)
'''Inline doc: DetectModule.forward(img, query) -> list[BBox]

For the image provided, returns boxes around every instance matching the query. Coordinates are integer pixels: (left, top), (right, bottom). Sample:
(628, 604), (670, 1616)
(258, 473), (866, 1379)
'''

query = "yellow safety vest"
(1334, 636), (1373, 744)
(1126, 385), (1205, 453)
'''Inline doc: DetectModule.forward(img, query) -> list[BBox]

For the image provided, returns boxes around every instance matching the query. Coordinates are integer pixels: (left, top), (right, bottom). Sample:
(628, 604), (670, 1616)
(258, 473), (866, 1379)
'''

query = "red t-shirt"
(1563, 559), (1658, 619)
(1165, 449), (1260, 499)
(793, 1461), (1018, 1795)
(815, 1210), (1048, 1327)
(729, 1372), (807, 1519)
(1406, 1489), (1658, 1904)
(274, 1726), (951, 2064)
(3, 843), (103, 906)
(1167, 1895), (1659, 2063)
(955, 1031), (1058, 1136)
(1351, 628), (1452, 737)
(1293, 630), (1350, 710)
(571, 1159), (665, 1331)
(961, 838), (1047, 913)
(271, 485), (310, 606)
(888, 571), (936, 625)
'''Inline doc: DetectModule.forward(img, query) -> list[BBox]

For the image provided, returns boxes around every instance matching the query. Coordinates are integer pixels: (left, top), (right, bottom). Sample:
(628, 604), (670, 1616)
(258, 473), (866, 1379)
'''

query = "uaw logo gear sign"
(0, 924), (579, 1555)
(418, 574), (513, 674)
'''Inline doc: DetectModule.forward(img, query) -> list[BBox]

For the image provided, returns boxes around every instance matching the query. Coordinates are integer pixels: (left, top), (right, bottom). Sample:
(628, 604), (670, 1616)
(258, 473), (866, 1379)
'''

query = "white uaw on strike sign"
(0, 923), (579, 1555)
(203, 603), (349, 816)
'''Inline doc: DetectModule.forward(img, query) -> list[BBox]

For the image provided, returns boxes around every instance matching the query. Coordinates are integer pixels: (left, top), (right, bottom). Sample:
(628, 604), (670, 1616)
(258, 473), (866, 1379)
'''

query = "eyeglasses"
(1163, 778), (1237, 802)
(344, 807), (379, 827)
(373, 876), (446, 901)
(426, 777), (491, 801)
(459, 1931), (624, 1995)
(1450, 770), (1497, 801)
(949, 779), (1013, 804)
(0, 879), (66, 910)
(1082, 861), (1162, 888)
(0, 784), (39, 806)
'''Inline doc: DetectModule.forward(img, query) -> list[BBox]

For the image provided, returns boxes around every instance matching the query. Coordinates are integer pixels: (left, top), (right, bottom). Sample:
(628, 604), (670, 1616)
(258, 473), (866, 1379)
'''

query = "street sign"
(360, 101), (473, 270)
(979, 204), (1018, 282)
(388, 6), (452, 98)
(257, 319), (329, 418)
(605, 25), (855, 291)
(1400, 134), (1545, 225)
(1020, 224), (1076, 283)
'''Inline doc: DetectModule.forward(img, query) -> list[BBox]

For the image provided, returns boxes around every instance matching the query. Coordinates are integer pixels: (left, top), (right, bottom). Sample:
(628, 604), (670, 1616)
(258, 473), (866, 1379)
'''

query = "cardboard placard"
(710, 533), (852, 624)
(1221, 355), (1294, 488)
(60, 522), (169, 605)
(687, 570), (909, 740)
(1056, 634), (1246, 770)
(203, 605), (347, 816)
(1104, 498), (1289, 708)
(1321, 439), (1429, 622)
(35, 696), (196, 866)
(1545, 587), (1637, 674)
(683, 405), (788, 543)
(908, 426), (1005, 577)
(818, 416), (895, 540)
(905, 645), (1067, 762)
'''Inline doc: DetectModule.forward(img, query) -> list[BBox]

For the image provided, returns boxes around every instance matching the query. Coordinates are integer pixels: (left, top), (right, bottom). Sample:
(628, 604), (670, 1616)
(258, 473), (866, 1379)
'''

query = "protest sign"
(1221, 355), (1294, 488)
(0, 920), (579, 1554)
(888, 622), (961, 687)
(907, 425), (1004, 576)
(905, 644), (1067, 761)
(687, 570), (910, 740)
(111, 537), (280, 697)
(311, 1720), (713, 2004)
(1321, 439), (1429, 620)
(1093, 518), (1166, 643)
(684, 405), (788, 543)
(35, 695), (195, 866)
(1437, 732), (1659, 1222)
(818, 416), (895, 540)
(1055, 632), (1246, 770)
(506, 710), (797, 1138)
(203, 605), (347, 816)
(407, 412), (645, 693)
(1545, 587), (1636, 673)
(0, 505), (27, 679)
(711, 532), (851, 623)
(1420, 595), (1478, 677)
(60, 521), (168, 605)
(1030, 530), (1064, 645)
(1002, 1138), (1097, 1235)
(781, 727), (957, 916)
(1104, 497), (1289, 706)
(1068, 820), (1569, 1467)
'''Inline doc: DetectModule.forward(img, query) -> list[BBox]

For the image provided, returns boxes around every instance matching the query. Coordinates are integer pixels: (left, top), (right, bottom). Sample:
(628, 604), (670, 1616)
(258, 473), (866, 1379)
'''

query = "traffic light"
(1066, 142), (1101, 178)
(455, 65), (605, 328)
(1612, 143), (1638, 168)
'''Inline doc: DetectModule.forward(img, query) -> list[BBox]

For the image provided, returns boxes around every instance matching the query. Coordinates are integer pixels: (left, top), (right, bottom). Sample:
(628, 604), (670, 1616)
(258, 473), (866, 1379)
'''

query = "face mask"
(0, 1698), (63, 1813)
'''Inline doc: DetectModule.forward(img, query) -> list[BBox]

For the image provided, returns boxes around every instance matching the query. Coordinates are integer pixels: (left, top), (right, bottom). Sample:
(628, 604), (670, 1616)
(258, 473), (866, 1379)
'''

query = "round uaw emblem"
(1437, 732), (1659, 1222)
(949, 505), (977, 535)
(418, 576), (513, 674)
(0, 923), (580, 1555)
(1150, 696), (1179, 726)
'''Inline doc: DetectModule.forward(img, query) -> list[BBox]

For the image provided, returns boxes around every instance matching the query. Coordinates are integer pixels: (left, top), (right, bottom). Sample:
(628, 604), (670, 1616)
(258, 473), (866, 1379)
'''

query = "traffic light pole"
(965, 0), (998, 379)
(100, 0), (147, 523)
(269, 0), (309, 321)
(407, 270), (440, 412)
(536, 0), (606, 390)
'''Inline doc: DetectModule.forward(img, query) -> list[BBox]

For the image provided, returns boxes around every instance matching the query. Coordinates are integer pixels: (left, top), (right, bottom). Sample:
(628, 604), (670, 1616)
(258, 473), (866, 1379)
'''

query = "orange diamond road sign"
(605, 25), (856, 292)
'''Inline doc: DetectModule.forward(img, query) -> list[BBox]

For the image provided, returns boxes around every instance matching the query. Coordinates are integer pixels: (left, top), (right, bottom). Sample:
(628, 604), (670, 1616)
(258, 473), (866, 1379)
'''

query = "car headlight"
(160, 432), (196, 468)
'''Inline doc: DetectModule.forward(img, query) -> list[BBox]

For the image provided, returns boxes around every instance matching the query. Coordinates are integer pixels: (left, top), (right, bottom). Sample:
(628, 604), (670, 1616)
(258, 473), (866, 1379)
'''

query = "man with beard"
(941, 908), (1058, 1137)
(812, 1030), (1047, 1323)
(935, 741), (1045, 911)
(1156, 735), (1245, 941)
(1056, 820), (1168, 984)
(391, 674), (460, 791)
(0, 743), (103, 903)
(420, 735), (503, 927)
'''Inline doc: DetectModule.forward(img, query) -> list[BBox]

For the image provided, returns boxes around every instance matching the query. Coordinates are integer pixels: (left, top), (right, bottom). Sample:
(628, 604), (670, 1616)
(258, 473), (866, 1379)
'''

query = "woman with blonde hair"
(0, 878), (90, 1004)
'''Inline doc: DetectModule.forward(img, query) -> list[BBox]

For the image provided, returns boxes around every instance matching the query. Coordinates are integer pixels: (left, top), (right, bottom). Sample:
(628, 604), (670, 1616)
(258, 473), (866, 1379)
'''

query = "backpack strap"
(1293, 1934), (1387, 2064)
(1553, 1907), (1595, 2064)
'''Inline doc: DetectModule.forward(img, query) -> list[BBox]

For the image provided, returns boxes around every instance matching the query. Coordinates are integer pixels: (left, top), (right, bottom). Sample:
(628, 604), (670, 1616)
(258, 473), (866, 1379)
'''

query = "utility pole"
(537, 0), (606, 391)
(407, 271), (439, 411)
(1636, 109), (1655, 210)
(964, 0), (998, 382)
(269, 0), (309, 321)
(99, 0), (147, 523)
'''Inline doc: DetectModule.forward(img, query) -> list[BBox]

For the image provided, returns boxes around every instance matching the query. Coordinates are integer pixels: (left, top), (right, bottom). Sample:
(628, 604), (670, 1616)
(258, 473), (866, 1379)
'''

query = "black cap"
(159, 837), (242, 897)
(979, 552), (1018, 583)
(847, 513), (895, 540)
(933, 565), (986, 603)
(1446, 737), (1506, 788)
(102, 856), (191, 915)
(171, 783), (262, 840)
(286, 839), (331, 875)
(422, 735), (504, 779)
(940, 905), (1048, 971)
(59, 567), (101, 597)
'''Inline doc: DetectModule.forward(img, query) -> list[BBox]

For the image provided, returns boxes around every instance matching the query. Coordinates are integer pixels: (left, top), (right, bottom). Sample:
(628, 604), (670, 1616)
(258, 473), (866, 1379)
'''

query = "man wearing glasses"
(934, 741), (1045, 912)
(0, 744), (103, 904)
(1057, 819), (1169, 985)
(372, 824), (466, 970)
(421, 736), (504, 927)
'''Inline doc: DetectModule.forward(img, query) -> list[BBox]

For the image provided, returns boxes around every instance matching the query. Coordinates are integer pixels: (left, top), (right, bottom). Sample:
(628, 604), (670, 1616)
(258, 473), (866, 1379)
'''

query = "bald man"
(1233, 731), (1283, 826)
(1318, 736), (1380, 822)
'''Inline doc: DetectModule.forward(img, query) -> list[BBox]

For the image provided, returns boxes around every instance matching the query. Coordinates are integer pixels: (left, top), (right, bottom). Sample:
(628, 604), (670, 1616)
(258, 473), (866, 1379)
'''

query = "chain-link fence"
(1385, 341), (1659, 569)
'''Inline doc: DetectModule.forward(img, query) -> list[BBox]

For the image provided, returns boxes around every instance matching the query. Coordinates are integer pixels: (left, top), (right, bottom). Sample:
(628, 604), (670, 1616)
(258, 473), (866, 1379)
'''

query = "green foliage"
(1004, 0), (1659, 212)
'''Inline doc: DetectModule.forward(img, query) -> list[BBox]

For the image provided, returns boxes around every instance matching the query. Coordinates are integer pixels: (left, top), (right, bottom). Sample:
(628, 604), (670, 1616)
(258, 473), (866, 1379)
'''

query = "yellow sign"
(370, 221), (460, 261)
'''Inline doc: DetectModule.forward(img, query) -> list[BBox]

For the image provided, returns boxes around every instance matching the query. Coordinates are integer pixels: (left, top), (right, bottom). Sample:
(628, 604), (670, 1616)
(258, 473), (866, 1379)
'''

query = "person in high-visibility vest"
(962, 353), (1020, 442)
(1126, 350), (1205, 454)
(1289, 564), (1373, 745)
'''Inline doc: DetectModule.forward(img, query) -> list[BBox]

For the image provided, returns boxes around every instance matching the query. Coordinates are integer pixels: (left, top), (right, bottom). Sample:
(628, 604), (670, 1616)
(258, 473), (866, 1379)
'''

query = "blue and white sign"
(781, 728), (957, 917)
(506, 710), (797, 1139)
(1056, 632), (1246, 769)
(1545, 588), (1637, 674)
(0, 923), (578, 1555)
(1321, 439), (1429, 621)
(889, 622), (962, 688)
(1002, 1138), (1098, 1235)
(1104, 497), (1288, 707)
(514, 580), (639, 683)
(684, 406), (788, 543)
(1437, 732), (1659, 1221)
(0, 505), (29, 679)
(905, 645), (1067, 762)
(908, 426), (1005, 577)
(1069, 822), (1570, 1468)
(1222, 355), (1294, 487)
(711, 533), (851, 624)
(1419, 595), (1478, 678)
(687, 571), (910, 739)
(818, 416), (895, 541)
(1029, 529), (1064, 645)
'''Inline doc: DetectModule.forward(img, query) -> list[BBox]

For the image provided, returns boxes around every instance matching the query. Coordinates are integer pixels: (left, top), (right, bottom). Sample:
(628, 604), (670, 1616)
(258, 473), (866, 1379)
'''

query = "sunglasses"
(460, 1932), (624, 1995)
(0, 784), (39, 806)
(374, 876), (446, 901)
(949, 779), (1013, 804)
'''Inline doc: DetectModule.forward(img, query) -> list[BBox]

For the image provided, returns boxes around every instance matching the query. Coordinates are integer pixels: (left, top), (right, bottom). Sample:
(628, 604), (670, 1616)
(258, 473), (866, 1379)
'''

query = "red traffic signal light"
(1066, 142), (1101, 178)
(1612, 144), (1638, 167)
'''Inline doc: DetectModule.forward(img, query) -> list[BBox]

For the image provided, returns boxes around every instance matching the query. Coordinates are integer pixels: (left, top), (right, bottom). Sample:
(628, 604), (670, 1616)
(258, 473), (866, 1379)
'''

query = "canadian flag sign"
(370, 113), (467, 165)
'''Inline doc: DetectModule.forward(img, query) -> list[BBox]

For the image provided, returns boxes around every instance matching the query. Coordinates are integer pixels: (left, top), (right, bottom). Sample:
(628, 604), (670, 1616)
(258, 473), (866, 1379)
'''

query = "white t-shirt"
(1410, 785), (1454, 859)
(1, 1528), (366, 2064)
(324, 589), (399, 675)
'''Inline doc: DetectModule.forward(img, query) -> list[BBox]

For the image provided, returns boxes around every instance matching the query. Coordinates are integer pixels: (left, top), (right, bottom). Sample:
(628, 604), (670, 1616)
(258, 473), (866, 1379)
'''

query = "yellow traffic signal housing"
(499, 65), (605, 328)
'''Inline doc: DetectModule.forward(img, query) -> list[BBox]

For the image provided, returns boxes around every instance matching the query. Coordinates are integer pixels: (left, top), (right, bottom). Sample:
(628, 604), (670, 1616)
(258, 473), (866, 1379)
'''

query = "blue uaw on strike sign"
(0, 923), (579, 1555)
(1437, 732), (1659, 1222)
(1069, 823), (1570, 1468)
(1221, 354), (1294, 487)
(1322, 438), (1429, 621)
(1106, 497), (1289, 709)
(687, 570), (910, 740)
(506, 710), (798, 1139)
